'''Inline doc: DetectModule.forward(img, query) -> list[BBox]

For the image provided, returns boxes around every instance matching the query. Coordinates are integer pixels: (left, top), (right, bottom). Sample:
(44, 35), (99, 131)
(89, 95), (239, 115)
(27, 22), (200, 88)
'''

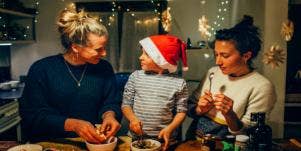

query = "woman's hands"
(64, 118), (106, 144)
(101, 113), (121, 138)
(196, 90), (234, 115)
(64, 111), (120, 144)
(213, 93), (234, 115)
(196, 90), (214, 115)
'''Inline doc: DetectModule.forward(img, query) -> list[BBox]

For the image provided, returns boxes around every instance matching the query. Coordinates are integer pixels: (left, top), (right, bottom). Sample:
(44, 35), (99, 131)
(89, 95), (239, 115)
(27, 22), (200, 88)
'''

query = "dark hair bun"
(234, 15), (254, 29)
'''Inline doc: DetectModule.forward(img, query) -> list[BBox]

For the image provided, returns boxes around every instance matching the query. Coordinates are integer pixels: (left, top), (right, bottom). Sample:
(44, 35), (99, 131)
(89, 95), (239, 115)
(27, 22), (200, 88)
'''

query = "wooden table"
(1, 137), (301, 151)
(35, 136), (132, 151)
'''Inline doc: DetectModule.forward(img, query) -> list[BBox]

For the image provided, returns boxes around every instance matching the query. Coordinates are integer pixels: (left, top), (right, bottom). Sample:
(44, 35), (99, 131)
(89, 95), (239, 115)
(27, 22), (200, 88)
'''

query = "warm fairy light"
(202, 0), (230, 39)
(109, 16), (114, 22)
(161, 7), (172, 32)
(204, 53), (210, 59)
(198, 15), (212, 40)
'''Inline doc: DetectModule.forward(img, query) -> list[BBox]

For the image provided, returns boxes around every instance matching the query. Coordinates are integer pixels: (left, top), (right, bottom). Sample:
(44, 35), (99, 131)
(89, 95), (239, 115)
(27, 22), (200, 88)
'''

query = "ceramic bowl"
(131, 139), (161, 151)
(85, 137), (117, 151)
(0, 80), (20, 90)
(7, 144), (43, 151)
(8, 80), (20, 88)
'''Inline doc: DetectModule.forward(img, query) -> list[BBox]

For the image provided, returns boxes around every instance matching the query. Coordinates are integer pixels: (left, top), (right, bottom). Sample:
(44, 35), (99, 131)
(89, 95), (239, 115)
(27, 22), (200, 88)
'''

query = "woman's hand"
(65, 118), (106, 144)
(213, 93), (234, 115)
(196, 90), (214, 115)
(129, 118), (143, 135)
(158, 126), (173, 151)
(213, 93), (244, 131)
(101, 114), (121, 138)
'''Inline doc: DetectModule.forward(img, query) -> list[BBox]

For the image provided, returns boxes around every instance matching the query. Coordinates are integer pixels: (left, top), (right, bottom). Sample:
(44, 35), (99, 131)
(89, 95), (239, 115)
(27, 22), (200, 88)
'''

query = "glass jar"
(235, 135), (249, 151)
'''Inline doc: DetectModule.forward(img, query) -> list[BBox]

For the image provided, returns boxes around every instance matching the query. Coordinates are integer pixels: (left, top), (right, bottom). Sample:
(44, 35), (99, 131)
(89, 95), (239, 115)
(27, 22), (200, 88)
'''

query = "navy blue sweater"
(19, 54), (121, 141)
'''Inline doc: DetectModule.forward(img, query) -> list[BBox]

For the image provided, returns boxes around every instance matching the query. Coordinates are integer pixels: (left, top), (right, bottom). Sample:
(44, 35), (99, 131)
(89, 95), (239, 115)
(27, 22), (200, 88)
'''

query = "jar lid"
(235, 135), (249, 142)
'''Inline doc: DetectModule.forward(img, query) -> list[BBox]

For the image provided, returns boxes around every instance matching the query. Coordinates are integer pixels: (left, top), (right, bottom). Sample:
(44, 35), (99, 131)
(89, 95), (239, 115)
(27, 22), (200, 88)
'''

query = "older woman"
(187, 15), (276, 138)
(19, 5), (121, 143)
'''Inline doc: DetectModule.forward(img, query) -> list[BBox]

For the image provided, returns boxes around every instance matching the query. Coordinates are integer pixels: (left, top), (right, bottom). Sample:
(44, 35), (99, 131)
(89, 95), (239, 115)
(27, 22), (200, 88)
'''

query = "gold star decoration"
(281, 20), (294, 41)
(198, 15), (211, 40)
(263, 44), (286, 69)
(161, 7), (172, 33)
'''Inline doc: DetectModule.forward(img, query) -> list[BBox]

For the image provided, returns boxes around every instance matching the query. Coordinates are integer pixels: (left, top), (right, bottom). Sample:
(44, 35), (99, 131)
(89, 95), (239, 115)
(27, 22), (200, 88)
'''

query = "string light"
(161, 7), (172, 32)
(0, 0), (38, 40)
(197, 0), (231, 42)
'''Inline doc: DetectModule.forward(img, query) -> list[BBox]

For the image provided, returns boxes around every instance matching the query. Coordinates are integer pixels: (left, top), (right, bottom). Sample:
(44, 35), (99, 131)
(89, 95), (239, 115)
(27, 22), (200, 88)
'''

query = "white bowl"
(0, 80), (20, 90)
(8, 80), (20, 88)
(131, 139), (161, 151)
(85, 137), (117, 151)
(7, 144), (43, 151)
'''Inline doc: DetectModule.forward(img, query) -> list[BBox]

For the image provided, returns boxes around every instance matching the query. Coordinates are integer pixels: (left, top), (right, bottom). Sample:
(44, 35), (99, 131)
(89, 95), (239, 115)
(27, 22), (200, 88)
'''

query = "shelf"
(187, 47), (207, 50)
(0, 8), (34, 18)
(0, 40), (35, 45)
(0, 8), (36, 43)
(284, 121), (301, 125)
(285, 102), (301, 107)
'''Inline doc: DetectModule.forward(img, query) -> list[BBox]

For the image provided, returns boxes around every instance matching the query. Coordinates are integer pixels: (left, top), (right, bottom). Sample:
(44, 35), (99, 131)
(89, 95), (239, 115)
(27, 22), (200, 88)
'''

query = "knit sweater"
(122, 70), (188, 139)
(188, 66), (276, 133)
(19, 54), (121, 141)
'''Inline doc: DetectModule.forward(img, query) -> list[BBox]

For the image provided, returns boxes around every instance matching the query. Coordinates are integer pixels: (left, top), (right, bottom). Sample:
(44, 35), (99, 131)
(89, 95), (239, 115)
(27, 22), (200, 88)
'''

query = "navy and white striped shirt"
(122, 70), (188, 139)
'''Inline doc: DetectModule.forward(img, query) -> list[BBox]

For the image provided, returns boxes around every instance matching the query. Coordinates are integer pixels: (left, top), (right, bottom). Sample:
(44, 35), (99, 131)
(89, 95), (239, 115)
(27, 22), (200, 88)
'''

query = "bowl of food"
(131, 139), (161, 151)
(85, 136), (117, 151)
(7, 144), (43, 151)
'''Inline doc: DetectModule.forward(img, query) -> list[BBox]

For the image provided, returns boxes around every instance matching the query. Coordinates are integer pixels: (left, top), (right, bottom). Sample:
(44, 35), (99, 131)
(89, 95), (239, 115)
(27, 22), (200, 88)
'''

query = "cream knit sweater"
(191, 66), (276, 132)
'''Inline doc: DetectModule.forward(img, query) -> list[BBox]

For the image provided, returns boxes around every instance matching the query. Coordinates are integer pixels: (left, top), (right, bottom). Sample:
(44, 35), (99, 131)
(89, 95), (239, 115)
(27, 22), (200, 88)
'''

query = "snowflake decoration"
(263, 44), (286, 69)
(161, 7), (172, 33)
(281, 20), (294, 41)
(198, 15), (211, 40)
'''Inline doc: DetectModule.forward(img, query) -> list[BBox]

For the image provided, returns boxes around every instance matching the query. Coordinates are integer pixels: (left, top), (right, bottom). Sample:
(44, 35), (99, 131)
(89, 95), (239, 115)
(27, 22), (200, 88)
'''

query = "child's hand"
(158, 126), (173, 151)
(129, 119), (143, 135)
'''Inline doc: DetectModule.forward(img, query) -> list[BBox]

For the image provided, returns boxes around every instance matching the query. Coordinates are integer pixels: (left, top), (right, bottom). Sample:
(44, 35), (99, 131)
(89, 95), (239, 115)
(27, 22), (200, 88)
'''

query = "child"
(122, 35), (189, 150)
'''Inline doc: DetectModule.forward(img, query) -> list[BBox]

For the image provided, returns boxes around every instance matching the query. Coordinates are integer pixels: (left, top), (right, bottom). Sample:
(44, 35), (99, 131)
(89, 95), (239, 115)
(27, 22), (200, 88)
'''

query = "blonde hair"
(56, 4), (108, 49)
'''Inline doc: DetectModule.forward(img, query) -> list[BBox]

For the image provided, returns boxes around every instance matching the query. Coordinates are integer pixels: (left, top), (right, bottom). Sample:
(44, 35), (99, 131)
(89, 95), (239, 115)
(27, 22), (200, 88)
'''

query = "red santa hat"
(139, 35), (188, 73)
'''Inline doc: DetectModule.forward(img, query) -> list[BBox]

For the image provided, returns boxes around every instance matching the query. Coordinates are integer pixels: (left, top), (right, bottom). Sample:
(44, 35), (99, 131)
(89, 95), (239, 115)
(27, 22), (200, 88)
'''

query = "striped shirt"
(122, 70), (188, 139)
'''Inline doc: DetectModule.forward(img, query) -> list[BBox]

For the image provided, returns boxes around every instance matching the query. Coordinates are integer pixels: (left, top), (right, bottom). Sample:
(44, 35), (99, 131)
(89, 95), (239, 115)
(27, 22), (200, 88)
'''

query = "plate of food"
(7, 144), (43, 151)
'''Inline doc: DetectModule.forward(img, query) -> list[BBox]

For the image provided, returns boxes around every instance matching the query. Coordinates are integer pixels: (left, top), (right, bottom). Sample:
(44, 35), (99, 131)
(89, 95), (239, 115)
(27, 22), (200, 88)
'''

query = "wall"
(262, 0), (287, 138)
(10, 0), (287, 138)
(11, 0), (67, 79)
(11, 0), (114, 79)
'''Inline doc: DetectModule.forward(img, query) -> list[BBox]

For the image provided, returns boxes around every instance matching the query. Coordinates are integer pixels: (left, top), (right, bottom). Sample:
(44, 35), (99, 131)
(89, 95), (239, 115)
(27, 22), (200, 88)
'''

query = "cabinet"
(0, 8), (35, 44)
(0, 83), (24, 141)
(285, 3), (301, 138)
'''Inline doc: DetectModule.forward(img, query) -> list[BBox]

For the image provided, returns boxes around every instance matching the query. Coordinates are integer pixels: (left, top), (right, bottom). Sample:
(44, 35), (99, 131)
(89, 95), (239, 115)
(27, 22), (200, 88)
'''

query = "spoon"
(137, 123), (145, 147)
(208, 72), (214, 93)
